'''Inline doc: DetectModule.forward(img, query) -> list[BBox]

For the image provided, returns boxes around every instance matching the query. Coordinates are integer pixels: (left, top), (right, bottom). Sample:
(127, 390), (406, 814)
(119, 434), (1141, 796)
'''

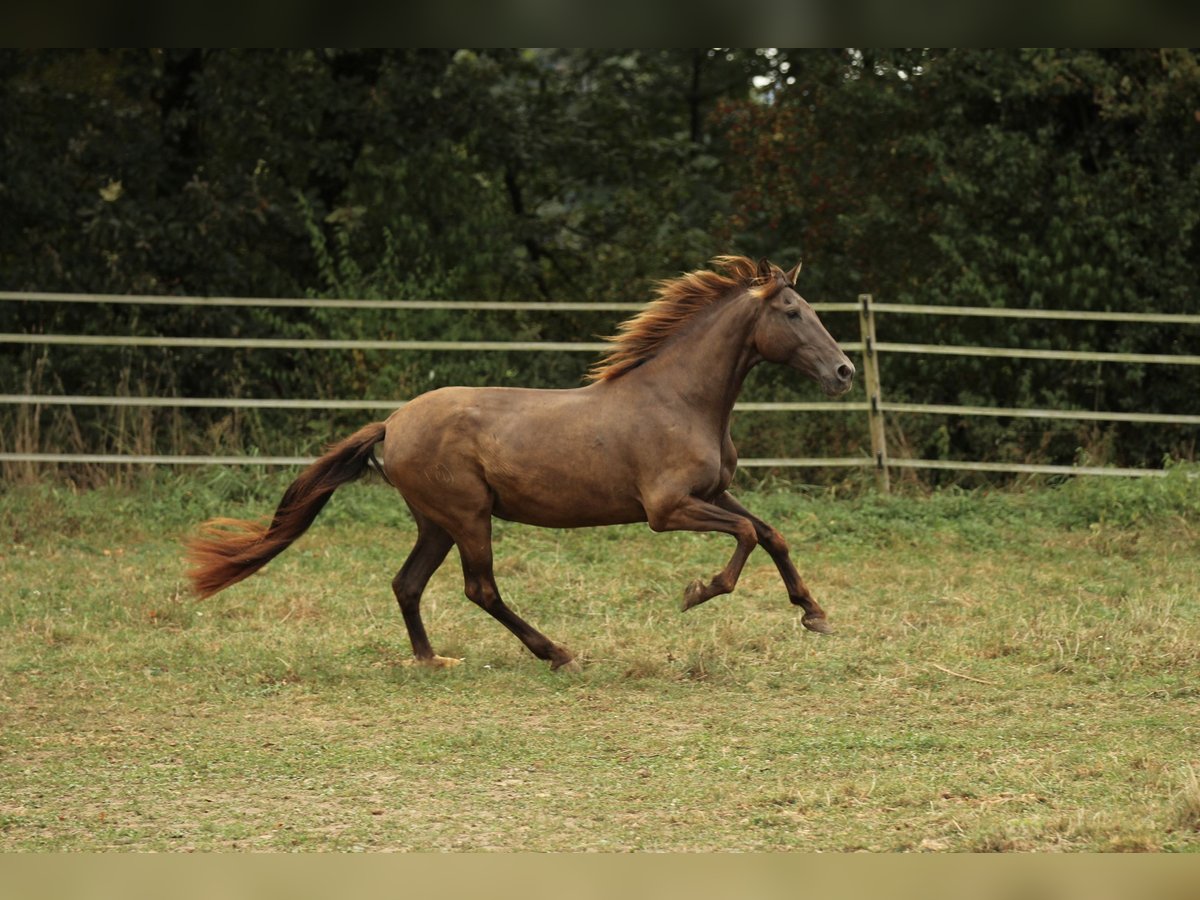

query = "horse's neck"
(649, 295), (760, 430)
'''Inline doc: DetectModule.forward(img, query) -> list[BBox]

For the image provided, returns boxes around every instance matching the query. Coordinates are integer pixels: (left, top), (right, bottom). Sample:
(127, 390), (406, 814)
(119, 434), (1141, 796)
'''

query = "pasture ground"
(1, 468), (1199, 852)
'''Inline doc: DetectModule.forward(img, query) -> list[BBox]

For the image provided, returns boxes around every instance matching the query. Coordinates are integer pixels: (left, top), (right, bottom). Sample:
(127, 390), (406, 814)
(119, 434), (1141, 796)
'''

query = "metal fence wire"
(2, 291), (1198, 487)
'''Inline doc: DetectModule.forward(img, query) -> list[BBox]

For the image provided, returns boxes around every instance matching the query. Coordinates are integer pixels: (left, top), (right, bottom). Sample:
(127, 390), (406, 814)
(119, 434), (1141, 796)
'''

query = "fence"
(854, 296), (1200, 489)
(2, 290), (1198, 489)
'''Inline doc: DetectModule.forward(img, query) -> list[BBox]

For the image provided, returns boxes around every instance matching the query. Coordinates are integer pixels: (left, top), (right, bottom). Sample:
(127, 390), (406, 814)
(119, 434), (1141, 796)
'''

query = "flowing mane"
(587, 256), (769, 383)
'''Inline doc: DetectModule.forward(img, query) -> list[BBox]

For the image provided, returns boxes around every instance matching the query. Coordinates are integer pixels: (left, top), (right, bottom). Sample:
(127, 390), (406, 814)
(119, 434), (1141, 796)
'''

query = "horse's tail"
(185, 421), (388, 599)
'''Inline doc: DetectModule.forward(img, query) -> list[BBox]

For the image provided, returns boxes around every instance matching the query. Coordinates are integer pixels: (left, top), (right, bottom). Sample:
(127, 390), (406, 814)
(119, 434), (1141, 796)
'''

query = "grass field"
(2, 467), (1199, 852)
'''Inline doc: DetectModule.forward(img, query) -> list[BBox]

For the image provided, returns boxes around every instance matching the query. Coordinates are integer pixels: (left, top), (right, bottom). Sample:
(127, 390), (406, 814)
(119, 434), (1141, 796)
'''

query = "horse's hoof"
(403, 655), (463, 668)
(802, 615), (833, 635)
(552, 657), (582, 674)
(682, 579), (707, 611)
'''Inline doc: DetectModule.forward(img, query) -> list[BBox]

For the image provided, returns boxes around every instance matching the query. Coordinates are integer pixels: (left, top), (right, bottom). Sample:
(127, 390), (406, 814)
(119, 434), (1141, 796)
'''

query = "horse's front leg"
(714, 492), (832, 634)
(645, 495), (758, 611)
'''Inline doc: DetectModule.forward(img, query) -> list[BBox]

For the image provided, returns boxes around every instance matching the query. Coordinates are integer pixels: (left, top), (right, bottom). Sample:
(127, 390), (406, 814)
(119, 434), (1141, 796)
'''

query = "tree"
(720, 48), (1200, 470)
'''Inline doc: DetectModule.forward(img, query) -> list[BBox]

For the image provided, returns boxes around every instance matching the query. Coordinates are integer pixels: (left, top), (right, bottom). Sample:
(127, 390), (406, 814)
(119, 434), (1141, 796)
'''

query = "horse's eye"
(786, 309), (800, 320)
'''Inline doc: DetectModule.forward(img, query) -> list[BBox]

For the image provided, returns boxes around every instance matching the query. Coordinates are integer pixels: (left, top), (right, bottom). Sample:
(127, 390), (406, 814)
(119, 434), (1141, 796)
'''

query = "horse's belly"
(489, 474), (646, 528)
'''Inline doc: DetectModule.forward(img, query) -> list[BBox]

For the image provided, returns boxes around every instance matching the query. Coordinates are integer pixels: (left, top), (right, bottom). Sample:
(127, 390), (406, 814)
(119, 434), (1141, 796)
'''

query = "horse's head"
(751, 259), (855, 397)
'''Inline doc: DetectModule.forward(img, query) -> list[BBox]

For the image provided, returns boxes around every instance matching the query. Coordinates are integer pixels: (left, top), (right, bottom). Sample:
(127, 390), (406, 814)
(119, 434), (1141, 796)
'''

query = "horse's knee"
(735, 519), (758, 549)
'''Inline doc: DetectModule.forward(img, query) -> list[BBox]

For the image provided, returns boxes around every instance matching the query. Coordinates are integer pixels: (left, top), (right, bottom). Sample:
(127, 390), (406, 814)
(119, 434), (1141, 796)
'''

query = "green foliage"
(0, 49), (769, 476)
(0, 48), (757, 298)
(1034, 460), (1200, 529)
(720, 48), (1200, 472)
(1, 49), (1197, 480)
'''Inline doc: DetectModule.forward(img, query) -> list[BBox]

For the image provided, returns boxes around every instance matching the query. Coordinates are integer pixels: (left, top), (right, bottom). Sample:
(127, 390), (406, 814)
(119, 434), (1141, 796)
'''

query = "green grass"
(1, 468), (1199, 851)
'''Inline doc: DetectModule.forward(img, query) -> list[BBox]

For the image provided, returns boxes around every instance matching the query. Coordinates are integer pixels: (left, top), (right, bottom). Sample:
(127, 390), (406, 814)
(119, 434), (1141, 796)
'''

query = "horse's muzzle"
(821, 360), (856, 397)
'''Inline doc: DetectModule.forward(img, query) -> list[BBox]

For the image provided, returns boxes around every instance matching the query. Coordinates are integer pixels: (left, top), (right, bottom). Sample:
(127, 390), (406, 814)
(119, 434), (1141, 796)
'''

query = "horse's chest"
(684, 440), (737, 500)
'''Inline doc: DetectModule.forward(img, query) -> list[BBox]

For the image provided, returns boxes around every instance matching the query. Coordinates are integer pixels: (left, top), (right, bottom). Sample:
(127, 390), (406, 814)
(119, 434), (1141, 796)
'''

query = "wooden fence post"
(858, 293), (890, 492)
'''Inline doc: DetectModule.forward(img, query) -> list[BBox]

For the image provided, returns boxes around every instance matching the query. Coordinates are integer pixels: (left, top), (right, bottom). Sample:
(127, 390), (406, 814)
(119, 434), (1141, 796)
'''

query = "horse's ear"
(756, 257), (774, 280)
(785, 261), (802, 284)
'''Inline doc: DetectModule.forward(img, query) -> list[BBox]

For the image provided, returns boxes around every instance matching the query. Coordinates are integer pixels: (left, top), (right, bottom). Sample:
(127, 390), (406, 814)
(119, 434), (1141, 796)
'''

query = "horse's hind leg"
(454, 518), (578, 671)
(714, 492), (831, 634)
(393, 518), (458, 666)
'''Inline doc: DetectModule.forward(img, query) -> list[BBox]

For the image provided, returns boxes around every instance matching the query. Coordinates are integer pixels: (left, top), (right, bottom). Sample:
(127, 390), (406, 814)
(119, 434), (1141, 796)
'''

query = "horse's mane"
(587, 256), (772, 383)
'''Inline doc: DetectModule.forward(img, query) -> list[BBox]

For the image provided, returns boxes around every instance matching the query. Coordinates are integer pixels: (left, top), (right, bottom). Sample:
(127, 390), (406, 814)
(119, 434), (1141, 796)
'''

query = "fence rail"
(0, 333), (616, 353)
(2, 291), (1196, 486)
(0, 291), (863, 315)
(869, 302), (1200, 325)
(0, 394), (872, 414)
(874, 341), (1200, 366)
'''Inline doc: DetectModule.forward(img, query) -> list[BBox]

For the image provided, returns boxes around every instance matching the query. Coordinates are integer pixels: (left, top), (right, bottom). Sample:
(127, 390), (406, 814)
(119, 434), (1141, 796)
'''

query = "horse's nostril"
(837, 363), (855, 382)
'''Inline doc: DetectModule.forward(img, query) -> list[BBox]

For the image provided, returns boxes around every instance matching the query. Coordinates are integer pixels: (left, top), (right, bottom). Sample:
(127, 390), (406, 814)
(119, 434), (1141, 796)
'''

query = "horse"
(185, 256), (856, 671)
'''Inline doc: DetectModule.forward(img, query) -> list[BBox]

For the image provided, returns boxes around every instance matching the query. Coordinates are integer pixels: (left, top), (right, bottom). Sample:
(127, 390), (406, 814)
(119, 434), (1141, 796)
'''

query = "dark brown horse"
(186, 257), (855, 670)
